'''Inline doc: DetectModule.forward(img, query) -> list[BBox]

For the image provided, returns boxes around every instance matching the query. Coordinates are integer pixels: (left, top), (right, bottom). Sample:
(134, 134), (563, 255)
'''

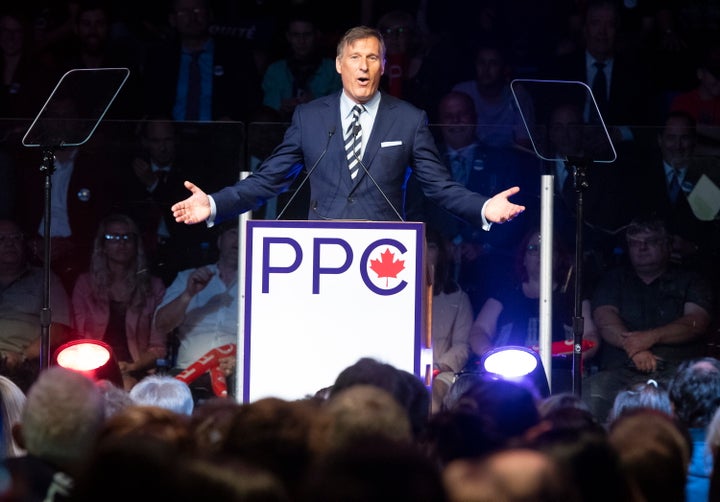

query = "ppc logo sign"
(361, 238), (408, 296)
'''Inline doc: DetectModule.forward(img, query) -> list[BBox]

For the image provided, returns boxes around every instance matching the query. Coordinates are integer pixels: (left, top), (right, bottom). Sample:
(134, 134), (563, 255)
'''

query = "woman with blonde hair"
(72, 213), (166, 390)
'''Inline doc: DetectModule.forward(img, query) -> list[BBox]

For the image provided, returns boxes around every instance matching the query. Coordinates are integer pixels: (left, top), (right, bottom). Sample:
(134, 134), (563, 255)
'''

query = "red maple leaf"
(369, 248), (405, 287)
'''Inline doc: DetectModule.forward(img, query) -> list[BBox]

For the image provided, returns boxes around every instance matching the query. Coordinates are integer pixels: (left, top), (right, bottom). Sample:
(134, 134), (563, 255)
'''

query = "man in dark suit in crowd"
(171, 26), (525, 230)
(142, 0), (261, 122)
(543, 0), (654, 141)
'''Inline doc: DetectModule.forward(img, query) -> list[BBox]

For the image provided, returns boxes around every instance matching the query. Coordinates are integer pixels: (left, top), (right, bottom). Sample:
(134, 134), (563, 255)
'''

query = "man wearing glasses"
(583, 217), (714, 423)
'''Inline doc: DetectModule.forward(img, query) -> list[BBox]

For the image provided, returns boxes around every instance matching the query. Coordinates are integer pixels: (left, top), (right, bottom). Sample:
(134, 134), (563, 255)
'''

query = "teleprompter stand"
(21, 68), (129, 370)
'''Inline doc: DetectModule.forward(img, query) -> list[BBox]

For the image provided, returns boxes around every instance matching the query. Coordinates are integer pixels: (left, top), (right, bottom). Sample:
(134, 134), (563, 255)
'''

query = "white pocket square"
(381, 140), (403, 147)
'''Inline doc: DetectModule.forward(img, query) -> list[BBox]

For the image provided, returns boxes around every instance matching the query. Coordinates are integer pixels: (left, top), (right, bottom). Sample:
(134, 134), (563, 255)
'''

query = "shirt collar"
(663, 160), (686, 182)
(340, 91), (381, 121)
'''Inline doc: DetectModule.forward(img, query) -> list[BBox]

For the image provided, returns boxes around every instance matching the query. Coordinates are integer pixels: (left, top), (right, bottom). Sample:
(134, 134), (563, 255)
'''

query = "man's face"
(438, 94), (477, 148)
(142, 121), (176, 166)
(171, 0), (210, 38)
(548, 105), (583, 156)
(0, 15), (23, 57)
(217, 227), (239, 261)
(286, 20), (316, 60)
(659, 116), (696, 170)
(0, 220), (25, 270)
(336, 36), (385, 104)
(76, 9), (108, 53)
(584, 4), (616, 60)
(626, 230), (670, 276)
(474, 48), (504, 89)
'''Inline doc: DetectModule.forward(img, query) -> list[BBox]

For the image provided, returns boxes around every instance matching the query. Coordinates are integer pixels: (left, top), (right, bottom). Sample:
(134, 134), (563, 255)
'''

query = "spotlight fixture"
(481, 345), (550, 398)
(53, 339), (123, 387)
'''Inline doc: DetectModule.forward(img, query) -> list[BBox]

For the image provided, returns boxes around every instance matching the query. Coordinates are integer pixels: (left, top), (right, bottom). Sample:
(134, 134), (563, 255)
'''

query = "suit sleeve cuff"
(206, 195), (217, 228)
(481, 199), (492, 231)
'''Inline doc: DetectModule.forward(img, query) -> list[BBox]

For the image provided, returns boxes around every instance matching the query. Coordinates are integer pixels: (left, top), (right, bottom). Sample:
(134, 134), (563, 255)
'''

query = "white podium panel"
(239, 220), (429, 402)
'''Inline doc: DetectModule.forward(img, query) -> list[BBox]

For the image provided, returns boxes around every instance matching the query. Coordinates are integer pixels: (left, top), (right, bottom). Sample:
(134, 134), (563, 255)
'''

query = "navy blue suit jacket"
(212, 92), (489, 226)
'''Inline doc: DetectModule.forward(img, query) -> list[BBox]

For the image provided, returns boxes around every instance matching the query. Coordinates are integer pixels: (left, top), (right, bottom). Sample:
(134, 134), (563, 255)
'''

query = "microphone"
(351, 135), (405, 221)
(276, 126), (335, 220)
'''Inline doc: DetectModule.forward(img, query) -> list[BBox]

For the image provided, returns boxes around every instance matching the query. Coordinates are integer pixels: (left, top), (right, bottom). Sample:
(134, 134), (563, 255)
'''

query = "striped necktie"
(345, 104), (364, 179)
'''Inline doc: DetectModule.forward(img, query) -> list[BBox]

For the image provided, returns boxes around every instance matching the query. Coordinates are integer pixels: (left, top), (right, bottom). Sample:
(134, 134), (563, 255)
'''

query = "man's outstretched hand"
(171, 181), (211, 224)
(484, 186), (525, 224)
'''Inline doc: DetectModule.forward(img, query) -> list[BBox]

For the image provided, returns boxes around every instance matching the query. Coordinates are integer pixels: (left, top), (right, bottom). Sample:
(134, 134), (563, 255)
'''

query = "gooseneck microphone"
(351, 125), (405, 221)
(276, 126), (336, 220)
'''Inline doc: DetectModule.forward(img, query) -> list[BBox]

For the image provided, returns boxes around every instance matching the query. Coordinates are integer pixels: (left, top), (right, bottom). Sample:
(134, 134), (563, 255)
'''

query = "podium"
(237, 220), (431, 403)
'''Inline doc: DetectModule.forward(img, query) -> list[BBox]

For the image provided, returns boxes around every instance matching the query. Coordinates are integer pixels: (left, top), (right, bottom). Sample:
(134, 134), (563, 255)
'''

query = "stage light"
(53, 339), (123, 387)
(480, 346), (550, 398)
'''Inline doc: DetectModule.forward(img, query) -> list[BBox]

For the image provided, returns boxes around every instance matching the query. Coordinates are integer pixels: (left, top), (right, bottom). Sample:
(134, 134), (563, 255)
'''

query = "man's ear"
(11, 422), (25, 450)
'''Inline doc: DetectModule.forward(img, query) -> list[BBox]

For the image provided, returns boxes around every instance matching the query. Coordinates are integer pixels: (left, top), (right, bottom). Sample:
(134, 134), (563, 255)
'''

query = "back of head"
(669, 357), (720, 429)
(222, 397), (318, 497)
(330, 357), (429, 437)
(21, 367), (104, 469)
(608, 409), (690, 502)
(0, 376), (26, 457)
(130, 375), (194, 415)
(608, 379), (673, 425)
(99, 405), (193, 453)
(315, 384), (412, 453)
(453, 377), (540, 445)
(303, 438), (447, 502)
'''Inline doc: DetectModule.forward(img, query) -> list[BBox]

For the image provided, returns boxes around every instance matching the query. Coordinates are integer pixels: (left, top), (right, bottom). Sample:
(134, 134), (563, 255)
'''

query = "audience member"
(4, 366), (104, 501)
(0, 10), (54, 123)
(13, 92), (122, 292)
(406, 89), (535, 311)
(142, 0), (261, 122)
(425, 229), (473, 413)
(0, 375), (26, 457)
(303, 438), (448, 502)
(443, 448), (569, 502)
(668, 357), (720, 502)
(584, 217), (714, 423)
(95, 379), (135, 419)
(375, 9), (433, 109)
(221, 397), (319, 499)
(468, 227), (599, 393)
(608, 409), (691, 502)
(0, 218), (72, 392)
(129, 375), (194, 415)
(121, 117), (215, 284)
(312, 384), (412, 455)
(50, 0), (142, 119)
(329, 357), (430, 439)
(71, 214), (166, 390)
(631, 111), (720, 276)
(537, 101), (629, 267)
(669, 44), (720, 154)
(153, 221), (238, 401)
(607, 379), (673, 425)
(97, 404), (193, 452)
(261, 12), (341, 120)
(542, 0), (653, 142)
(451, 41), (533, 149)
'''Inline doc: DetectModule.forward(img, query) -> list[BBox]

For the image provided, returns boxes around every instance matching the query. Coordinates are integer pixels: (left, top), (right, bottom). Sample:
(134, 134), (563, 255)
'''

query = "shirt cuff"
(207, 195), (217, 228)
(481, 199), (492, 231)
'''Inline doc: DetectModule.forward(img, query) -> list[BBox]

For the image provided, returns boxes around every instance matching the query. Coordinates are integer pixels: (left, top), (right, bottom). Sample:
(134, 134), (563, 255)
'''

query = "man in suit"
(543, 0), (654, 141)
(171, 26), (524, 230)
(632, 111), (720, 277)
(142, 0), (261, 122)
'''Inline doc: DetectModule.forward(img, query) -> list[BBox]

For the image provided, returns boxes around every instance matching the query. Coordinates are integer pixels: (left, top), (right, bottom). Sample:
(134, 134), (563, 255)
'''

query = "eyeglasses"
(0, 232), (23, 244)
(627, 236), (667, 248)
(104, 233), (136, 243)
